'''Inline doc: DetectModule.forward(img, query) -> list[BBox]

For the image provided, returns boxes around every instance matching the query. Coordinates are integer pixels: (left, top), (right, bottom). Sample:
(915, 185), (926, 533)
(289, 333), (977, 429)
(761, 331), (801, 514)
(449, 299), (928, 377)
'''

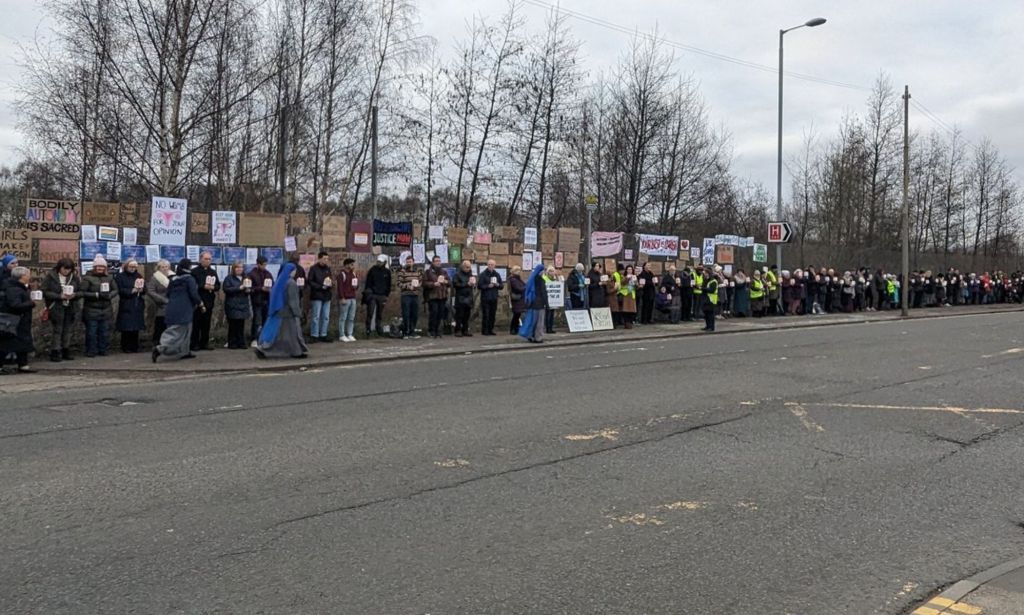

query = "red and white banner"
(590, 231), (624, 257)
(637, 233), (680, 257)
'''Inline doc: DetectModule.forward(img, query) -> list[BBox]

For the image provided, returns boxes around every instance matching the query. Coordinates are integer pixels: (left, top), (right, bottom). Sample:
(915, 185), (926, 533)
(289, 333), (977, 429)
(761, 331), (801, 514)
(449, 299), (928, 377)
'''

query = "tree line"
(1, 0), (1020, 267)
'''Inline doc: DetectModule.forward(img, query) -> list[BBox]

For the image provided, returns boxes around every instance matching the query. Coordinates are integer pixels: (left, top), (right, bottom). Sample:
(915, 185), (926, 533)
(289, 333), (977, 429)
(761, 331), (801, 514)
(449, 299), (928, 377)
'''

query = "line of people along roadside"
(2, 249), (1023, 372)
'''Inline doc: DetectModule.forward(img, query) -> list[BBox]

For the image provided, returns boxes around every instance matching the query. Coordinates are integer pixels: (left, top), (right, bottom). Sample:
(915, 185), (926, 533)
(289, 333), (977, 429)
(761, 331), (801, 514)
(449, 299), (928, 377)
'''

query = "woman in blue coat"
(115, 259), (147, 352)
(152, 259), (201, 362)
(222, 262), (253, 349)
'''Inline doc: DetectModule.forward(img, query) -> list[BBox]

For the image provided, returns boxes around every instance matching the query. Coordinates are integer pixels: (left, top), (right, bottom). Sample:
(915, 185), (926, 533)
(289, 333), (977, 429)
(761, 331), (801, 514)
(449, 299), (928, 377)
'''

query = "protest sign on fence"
(150, 196), (188, 246)
(0, 228), (32, 261)
(753, 243), (767, 263)
(546, 280), (565, 309)
(24, 199), (81, 239)
(591, 231), (624, 257)
(637, 233), (680, 257)
(212, 211), (237, 244)
(373, 220), (412, 247)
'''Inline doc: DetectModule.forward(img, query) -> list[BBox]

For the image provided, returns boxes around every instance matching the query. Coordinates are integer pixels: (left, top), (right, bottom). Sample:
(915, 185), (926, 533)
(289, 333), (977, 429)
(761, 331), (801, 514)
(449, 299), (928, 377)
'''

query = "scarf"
(153, 271), (170, 288)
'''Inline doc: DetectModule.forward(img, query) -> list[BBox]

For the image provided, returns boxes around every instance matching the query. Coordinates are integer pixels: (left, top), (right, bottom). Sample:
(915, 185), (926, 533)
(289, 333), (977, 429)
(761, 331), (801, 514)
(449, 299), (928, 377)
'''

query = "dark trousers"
(510, 310), (522, 334)
(365, 295), (386, 333)
(120, 330), (140, 353)
(692, 294), (703, 318)
(703, 307), (716, 331)
(454, 302), (471, 334)
(401, 295), (419, 336)
(84, 318), (110, 356)
(227, 318), (246, 348)
(481, 299), (497, 334)
(191, 308), (212, 350)
(641, 293), (655, 324)
(50, 308), (76, 352)
(153, 316), (166, 346)
(545, 309), (555, 333)
(1, 352), (28, 368)
(680, 291), (693, 321)
(250, 302), (268, 341)
(428, 299), (445, 336)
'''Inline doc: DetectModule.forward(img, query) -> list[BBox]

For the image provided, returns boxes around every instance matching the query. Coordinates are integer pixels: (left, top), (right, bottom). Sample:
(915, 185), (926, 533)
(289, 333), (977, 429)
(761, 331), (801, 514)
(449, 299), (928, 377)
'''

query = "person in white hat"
(79, 255), (117, 357)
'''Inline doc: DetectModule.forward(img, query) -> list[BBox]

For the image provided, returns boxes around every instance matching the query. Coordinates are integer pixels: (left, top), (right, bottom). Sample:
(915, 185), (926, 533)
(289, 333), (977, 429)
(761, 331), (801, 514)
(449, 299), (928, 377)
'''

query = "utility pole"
(901, 85), (911, 318)
(370, 105), (379, 221)
(775, 28), (785, 277)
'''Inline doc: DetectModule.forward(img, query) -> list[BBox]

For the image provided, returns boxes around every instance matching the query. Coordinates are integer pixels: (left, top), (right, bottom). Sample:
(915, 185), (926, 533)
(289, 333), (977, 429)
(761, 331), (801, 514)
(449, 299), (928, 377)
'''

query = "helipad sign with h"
(767, 221), (793, 243)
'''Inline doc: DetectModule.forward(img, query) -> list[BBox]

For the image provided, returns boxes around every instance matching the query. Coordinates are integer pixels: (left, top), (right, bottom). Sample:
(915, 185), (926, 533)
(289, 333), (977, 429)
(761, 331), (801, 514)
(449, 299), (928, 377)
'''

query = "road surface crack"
(269, 412), (755, 530)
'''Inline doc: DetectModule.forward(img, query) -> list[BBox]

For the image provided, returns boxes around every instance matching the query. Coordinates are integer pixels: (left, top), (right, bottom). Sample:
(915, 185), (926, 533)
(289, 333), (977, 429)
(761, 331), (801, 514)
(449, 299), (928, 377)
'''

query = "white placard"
(123, 227), (137, 246)
(205, 275), (216, 287)
(589, 307), (614, 331)
(246, 248), (259, 265)
(435, 243), (449, 264)
(546, 280), (565, 309)
(522, 252), (534, 271)
(212, 210), (237, 244)
(187, 245), (201, 261)
(145, 245), (160, 263)
(242, 278), (252, 288)
(524, 227), (538, 247)
(263, 278), (273, 289)
(428, 225), (445, 240)
(565, 309), (593, 332)
(62, 285), (74, 296)
(81, 225), (97, 242)
(134, 277), (145, 289)
(106, 242), (122, 260)
(413, 242), (426, 264)
(284, 236), (297, 252)
(99, 282), (110, 293)
(30, 290), (43, 301)
(214, 266), (229, 282)
(150, 196), (188, 246)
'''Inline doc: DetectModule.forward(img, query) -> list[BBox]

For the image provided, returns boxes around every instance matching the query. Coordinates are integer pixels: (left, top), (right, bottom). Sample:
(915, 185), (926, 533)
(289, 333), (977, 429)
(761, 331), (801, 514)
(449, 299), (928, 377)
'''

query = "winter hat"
(377, 254), (389, 264)
(1, 253), (17, 267)
(176, 258), (193, 275)
(92, 255), (108, 268)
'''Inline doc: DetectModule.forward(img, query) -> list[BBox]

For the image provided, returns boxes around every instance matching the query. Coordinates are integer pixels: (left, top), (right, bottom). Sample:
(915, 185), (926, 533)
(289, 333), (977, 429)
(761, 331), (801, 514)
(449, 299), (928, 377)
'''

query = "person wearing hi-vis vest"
(750, 269), (766, 317)
(692, 266), (705, 319)
(701, 269), (719, 332)
(766, 265), (780, 315)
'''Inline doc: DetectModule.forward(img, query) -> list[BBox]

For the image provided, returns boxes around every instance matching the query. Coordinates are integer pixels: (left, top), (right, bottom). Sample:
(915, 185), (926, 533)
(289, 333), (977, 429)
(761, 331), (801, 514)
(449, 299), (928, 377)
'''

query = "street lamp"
(776, 17), (826, 281)
(585, 196), (598, 266)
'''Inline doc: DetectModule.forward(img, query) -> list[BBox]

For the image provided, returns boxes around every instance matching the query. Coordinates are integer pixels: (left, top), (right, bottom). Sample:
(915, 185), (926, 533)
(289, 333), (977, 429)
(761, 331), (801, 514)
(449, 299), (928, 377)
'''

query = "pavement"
(912, 557), (1024, 614)
(3, 306), (1024, 613)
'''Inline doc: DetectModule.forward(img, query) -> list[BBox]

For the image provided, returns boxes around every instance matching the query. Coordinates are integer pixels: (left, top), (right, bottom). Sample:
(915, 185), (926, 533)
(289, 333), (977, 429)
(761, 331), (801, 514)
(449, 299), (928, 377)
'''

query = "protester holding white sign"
(114, 259), (147, 353)
(79, 255), (116, 357)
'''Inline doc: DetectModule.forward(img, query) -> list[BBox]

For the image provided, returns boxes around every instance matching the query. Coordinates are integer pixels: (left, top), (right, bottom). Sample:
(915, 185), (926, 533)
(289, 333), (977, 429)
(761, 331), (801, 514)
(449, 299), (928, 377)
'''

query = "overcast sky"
(2, 0), (1022, 194)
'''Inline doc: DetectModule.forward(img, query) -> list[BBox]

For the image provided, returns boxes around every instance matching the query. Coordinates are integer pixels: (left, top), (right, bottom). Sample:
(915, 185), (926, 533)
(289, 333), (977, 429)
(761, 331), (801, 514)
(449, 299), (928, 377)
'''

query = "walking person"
(306, 251), (334, 343)
(397, 254), (422, 339)
(364, 254), (392, 337)
(222, 262), (252, 349)
(190, 252), (219, 351)
(152, 259), (201, 362)
(255, 263), (309, 359)
(518, 264), (547, 344)
(248, 256), (273, 345)
(423, 255), (449, 339)
(79, 255), (116, 357)
(115, 259), (147, 353)
(452, 260), (475, 337)
(0, 266), (38, 373)
(146, 259), (172, 346)
(40, 258), (81, 362)
(336, 258), (358, 342)
(477, 259), (502, 336)
(508, 265), (525, 334)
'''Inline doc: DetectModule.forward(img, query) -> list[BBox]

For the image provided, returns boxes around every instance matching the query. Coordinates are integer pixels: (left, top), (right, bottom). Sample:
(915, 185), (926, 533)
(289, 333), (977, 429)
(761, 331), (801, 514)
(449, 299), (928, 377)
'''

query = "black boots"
(50, 350), (62, 363)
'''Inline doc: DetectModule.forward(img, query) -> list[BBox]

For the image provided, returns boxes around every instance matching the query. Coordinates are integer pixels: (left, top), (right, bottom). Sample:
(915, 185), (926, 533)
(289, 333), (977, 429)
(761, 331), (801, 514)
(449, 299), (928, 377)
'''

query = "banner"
(24, 199), (81, 238)
(590, 231), (624, 257)
(372, 220), (412, 247)
(150, 196), (188, 246)
(637, 233), (680, 257)
(211, 211), (237, 244)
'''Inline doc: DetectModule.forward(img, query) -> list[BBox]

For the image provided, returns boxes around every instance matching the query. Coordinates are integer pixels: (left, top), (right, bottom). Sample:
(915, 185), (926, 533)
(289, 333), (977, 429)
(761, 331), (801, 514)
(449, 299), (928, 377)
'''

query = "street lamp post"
(776, 17), (826, 279)
(585, 197), (597, 267)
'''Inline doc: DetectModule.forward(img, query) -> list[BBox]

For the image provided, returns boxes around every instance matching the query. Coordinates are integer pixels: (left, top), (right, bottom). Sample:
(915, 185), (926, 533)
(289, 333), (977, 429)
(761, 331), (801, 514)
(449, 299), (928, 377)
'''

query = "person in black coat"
(363, 254), (392, 336)
(587, 262), (607, 309)
(476, 259), (502, 335)
(153, 259), (202, 362)
(41, 258), (81, 362)
(190, 251), (220, 351)
(115, 259), (147, 353)
(0, 267), (37, 373)
(638, 262), (656, 324)
(452, 260), (475, 337)
(222, 262), (253, 349)
(508, 266), (526, 334)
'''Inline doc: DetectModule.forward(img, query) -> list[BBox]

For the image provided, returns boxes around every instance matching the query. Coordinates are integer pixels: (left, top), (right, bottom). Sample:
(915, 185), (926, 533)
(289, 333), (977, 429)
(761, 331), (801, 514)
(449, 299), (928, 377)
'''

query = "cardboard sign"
(239, 212), (285, 246)
(557, 228), (581, 252)
(190, 212), (210, 234)
(82, 201), (121, 225)
(119, 203), (139, 226)
(24, 199), (82, 238)
(715, 245), (735, 265)
(589, 307), (614, 331)
(35, 239), (79, 264)
(494, 226), (518, 241)
(472, 231), (492, 245)
(565, 309), (593, 333)
(0, 228), (33, 261)
(322, 215), (347, 248)
(447, 227), (468, 246)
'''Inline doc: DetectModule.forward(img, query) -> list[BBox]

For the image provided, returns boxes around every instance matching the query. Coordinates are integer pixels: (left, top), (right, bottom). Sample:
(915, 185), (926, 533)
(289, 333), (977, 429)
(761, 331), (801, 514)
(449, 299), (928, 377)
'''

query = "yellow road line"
(914, 596), (983, 615)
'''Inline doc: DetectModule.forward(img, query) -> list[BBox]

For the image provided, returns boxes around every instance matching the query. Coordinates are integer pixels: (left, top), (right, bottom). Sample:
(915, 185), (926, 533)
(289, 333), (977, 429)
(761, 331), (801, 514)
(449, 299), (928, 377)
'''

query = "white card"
(100, 283), (110, 293)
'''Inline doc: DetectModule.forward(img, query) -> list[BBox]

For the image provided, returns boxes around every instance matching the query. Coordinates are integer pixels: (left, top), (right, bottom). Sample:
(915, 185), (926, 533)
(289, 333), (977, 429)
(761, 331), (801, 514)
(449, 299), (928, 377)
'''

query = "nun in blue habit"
(255, 262), (309, 359)
(518, 264), (548, 344)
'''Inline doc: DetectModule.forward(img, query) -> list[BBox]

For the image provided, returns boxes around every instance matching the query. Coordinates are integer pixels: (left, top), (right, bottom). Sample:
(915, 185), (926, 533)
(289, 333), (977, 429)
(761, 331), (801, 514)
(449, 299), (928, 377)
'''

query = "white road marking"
(788, 404), (825, 432)
(792, 402), (1024, 415)
(981, 347), (1024, 358)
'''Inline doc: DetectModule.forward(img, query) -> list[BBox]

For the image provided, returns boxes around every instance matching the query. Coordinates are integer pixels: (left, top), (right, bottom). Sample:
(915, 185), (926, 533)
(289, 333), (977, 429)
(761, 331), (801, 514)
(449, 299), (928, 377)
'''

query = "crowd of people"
(2, 249), (1023, 372)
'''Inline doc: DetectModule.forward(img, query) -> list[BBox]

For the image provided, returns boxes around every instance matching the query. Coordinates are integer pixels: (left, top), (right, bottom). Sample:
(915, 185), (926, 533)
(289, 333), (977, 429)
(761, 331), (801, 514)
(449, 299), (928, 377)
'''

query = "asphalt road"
(3, 311), (1024, 614)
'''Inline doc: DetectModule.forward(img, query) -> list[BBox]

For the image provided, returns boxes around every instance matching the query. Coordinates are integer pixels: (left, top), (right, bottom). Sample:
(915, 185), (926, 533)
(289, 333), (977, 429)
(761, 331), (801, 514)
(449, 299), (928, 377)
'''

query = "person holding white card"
(397, 255), (423, 339)
(638, 262), (656, 324)
(452, 260), (475, 337)
(587, 262), (607, 309)
(423, 256), (449, 339)
(307, 251), (334, 343)
(41, 258), (81, 362)
(477, 259), (503, 336)
(114, 259), (147, 353)
(0, 266), (36, 373)
(222, 262), (253, 349)
(336, 258), (358, 342)
(247, 256), (274, 345)
(190, 252), (220, 351)
(79, 255), (116, 357)
(146, 260), (172, 345)
(363, 254), (392, 337)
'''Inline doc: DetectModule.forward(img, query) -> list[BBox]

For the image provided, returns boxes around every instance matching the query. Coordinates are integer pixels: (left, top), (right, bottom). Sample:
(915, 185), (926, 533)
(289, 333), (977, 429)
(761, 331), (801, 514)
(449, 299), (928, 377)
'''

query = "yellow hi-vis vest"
(705, 278), (719, 304)
(766, 270), (778, 291)
(693, 271), (704, 295)
(750, 278), (765, 299)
